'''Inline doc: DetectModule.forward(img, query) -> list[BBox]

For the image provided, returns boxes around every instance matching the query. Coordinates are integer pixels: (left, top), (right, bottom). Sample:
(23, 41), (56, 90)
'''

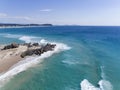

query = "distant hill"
(0, 23), (53, 27)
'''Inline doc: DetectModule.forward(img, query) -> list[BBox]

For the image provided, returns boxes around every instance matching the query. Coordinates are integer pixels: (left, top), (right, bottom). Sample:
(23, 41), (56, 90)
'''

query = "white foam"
(19, 36), (37, 43)
(0, 33), (41, 43)
(39, 39), (48, 44)
(100, 66), (106, 80)
(80, 79), (100, 90)
(99, 80), (113, 90)
(19, 35), (41, 43)
(80, 79), (113, 90)
(0, 33), (22, 39)
(62, 60), (79, 65)
(99, 66), (113, 90)
(0, 41), (71, 88)
(5, 34), (22, 39)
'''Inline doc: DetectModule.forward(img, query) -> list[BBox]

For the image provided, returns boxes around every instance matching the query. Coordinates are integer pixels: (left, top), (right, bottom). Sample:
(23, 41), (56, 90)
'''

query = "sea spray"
(19, 36), (41, 43)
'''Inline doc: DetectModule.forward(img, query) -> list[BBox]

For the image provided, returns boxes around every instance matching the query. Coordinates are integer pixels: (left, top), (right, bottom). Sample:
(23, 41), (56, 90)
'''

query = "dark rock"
(32, 43), (39, 46)
(23, 43), (32, 47)
(21, 50), (34, 58)
(2, 43), (19, 50)
(97, 84), (100, 87)
(20, 43), (56, 58)
(28, 43), (33, 47)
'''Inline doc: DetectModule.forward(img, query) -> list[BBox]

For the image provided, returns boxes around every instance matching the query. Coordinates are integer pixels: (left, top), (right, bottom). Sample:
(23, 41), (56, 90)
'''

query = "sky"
(0, 0), (120, 25)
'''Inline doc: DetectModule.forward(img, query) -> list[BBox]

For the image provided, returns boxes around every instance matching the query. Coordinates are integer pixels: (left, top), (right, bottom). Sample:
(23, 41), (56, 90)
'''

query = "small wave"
(0, 33), (22, 39)
(0, 33), (42, 43)
(0, 41), (71, 88)
(20, 36), (71, 50)
(62, 60), (79, 65)
(19, 35), (49, 45)
(80, 65), (113, 90)
(99, 80), (113, 90)
(5, 34), (22, 39)
(1, 33), (52, 45)
(80, 79), (113, 90)
(80, 79), (100, 90)
(100, 66), (106, 79)
(99, 66), (113, 90)
(19, 36), (40, 43)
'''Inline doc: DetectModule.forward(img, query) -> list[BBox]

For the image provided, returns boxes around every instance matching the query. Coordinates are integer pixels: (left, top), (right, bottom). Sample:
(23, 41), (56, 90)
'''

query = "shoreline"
(0, 26), (53, 29)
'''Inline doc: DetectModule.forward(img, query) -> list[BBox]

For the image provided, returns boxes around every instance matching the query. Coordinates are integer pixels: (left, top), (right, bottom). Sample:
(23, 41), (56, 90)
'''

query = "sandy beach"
(0, 45), (28, 73)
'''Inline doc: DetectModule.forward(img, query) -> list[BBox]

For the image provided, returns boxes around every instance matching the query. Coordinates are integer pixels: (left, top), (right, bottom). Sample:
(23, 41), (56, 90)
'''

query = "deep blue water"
(0, 26), (120, 90)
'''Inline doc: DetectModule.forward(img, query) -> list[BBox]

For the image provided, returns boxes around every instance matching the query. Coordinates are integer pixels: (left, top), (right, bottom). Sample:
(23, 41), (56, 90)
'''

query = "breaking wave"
(80, 79), (100, 90)
(80, 79), (113, 90)
(19, 36), (41, 43)
(80, 66), (113, 90)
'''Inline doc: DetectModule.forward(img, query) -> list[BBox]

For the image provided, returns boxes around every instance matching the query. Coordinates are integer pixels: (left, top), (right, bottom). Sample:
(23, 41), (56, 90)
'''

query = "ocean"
(0, 26), (120, 90)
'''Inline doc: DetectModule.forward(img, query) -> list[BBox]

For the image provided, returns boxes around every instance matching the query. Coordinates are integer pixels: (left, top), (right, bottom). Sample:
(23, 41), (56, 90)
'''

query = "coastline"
(0, 26), (53, 29)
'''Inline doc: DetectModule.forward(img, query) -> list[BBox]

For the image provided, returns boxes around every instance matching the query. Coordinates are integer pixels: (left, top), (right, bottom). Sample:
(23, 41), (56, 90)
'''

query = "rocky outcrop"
(32, 43), (39, 46)
(1, 42), (56, 58)
(2, 43), (19, 50)
(23, 43), (39, 47)
(21, 43), (56, 58)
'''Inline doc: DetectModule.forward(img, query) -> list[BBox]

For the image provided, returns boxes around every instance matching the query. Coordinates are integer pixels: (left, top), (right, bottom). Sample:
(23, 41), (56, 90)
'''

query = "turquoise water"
(0, 26), (120, 90)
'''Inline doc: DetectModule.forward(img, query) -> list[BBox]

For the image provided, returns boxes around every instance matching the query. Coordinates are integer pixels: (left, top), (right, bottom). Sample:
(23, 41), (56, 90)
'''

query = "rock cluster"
(21, 43), (56, 58)
(23, 43), (39, 47)
(2, 43), (19, 50)
(1, 42), (56, 58)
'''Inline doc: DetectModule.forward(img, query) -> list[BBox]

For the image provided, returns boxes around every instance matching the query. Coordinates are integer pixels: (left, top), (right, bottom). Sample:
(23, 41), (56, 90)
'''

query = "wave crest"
(80, 79), (113, 90)
(80, 79), (100, 90)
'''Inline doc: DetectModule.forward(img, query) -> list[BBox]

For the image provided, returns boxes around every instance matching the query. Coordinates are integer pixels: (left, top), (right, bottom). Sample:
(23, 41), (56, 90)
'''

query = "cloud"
(10, 16), (32, 20)
(0, 13), (32, 21)
(0, 13), (7, 17)
(0, 12), (40, 23)
(40, 9), (52, 12)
